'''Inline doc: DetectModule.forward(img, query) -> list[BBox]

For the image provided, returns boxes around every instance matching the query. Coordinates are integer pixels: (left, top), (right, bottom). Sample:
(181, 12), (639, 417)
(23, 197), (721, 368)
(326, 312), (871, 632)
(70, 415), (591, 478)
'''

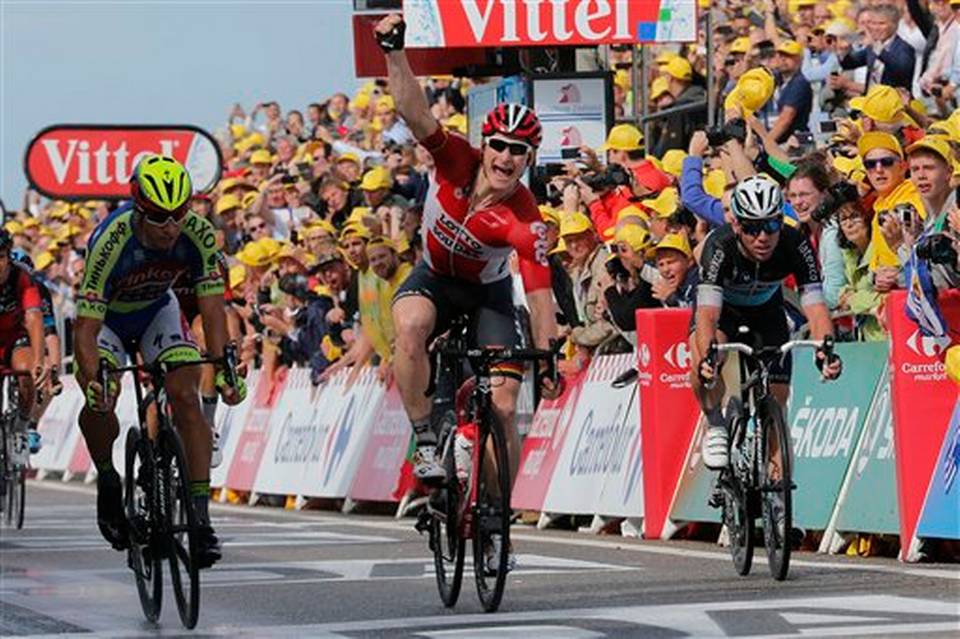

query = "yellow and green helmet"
(130, 154), (193, 215)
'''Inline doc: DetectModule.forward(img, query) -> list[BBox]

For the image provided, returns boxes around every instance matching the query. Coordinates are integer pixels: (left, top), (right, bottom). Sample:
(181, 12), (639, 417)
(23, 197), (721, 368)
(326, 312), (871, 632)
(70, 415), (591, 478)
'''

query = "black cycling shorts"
(691, 300), (792, 384)
(393, 261), (524, 354)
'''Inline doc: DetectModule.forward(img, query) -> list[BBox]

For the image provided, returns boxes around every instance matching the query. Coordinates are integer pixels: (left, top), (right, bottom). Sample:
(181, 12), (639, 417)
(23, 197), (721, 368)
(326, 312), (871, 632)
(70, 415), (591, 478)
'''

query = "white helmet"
(731, 174), (783, 220)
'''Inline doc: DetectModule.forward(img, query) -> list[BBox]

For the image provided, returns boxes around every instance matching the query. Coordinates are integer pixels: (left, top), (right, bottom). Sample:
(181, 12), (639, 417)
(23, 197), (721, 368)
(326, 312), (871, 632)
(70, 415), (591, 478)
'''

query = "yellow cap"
(241, 191), (258, 209)
(220, 177), (255, 193)
(303, 219), (337, 237)
(336, 152), (361, 166)
(4, 221), (23, 235)
(236, 238), (281, 267)
(614, 224), (651, 252)
(34, 251), (55, 271)
(250, 149), (273, 165)
(726, 67), (775, 117)
(655, 50), (680, 65)
(661, 149), (687, 178)
(860, 84), (904, 124)
(444, 113), (467, 134)
(548, 237), (568, 256)
(235, 132), (265, 152)
(906, 135), (956, 167)
(350, 92), (371, 111)
(539, 205), (561, 226)
(230, 123), (247, 140)
(366, 236), (397, 253)
(616, 204), (649, 224)
(650, 76), (670, 101)
(729, 37), (751, 55)
(796, 0), (816, 7)
(376, 95), (396, 113)
(858, 131), (903, 159)
(559, 211), (595, 237)
(228, 264), (247, 290)
(704, 169), (727, 199)
(662, 57), (693, 82)
(776, 40), (804, 57)
(340, 221), (373, 241)
(647, 232), (692, 259)
(359, 166), (393, 191)
(928, 119), (960, 142)
(614, 69), (631, 91)
(215, 194), (242, 215)
(640, 187), (679, 218)
(947, 345), (960, 386)
(347, 206), (375, 225)
(600, 123), (644, 152)
(833, 155), (866, 183)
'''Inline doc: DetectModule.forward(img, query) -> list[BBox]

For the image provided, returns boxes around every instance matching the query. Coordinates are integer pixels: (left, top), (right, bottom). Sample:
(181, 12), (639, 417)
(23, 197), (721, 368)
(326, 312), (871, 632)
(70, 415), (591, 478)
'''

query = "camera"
(812, 180), (860, 223)
(581, 163), (632, 192)
(916, 233), (958, 266)
(705, 118), (748, 147)
(605, 255), (631, 283)
(249, 305), (266, 333)
(279, 273), (316, 302)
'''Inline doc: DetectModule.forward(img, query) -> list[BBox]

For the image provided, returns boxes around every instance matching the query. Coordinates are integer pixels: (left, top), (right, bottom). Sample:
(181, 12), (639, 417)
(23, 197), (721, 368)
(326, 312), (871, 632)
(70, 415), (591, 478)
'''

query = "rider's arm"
(694, 229), (727, 354)
(694, 302), (721, 358)
(25, 309), (44, 369)
(198, 295), (229, 360)
(526, 289), (558, 352)
(382, 24), (439, 141)
(183, 217), (229, 358)
(803, 301), (835, 341)
(790, 227), (835, 340)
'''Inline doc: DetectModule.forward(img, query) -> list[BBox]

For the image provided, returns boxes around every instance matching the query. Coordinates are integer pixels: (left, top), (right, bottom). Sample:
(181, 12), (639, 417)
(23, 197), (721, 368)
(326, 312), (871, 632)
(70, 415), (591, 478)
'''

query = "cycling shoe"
(96, 470), (129, 551)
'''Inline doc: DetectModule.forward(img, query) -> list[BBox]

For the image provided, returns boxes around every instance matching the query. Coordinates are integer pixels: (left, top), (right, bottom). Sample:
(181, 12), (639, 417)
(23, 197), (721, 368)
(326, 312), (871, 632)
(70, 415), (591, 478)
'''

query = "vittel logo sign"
(25, 124), (222, 199)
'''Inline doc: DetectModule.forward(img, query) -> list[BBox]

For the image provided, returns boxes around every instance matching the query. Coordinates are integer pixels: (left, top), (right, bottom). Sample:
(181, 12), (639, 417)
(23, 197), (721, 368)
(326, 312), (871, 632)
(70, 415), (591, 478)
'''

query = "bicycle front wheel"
(759, 396), (792, 581)
(471, 412), (511, 613)
(431, 435), (465, 608)
(159, 427), (200, 629)
(124, 427), (162, 623)
(6, 464), (24, 529)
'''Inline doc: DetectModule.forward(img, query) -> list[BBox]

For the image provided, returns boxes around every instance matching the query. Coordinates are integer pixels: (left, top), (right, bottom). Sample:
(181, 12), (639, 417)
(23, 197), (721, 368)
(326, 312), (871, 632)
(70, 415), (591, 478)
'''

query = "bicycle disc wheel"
(471, 413), (511, 613)
(759, 396), (792, 581)
(124, 427), (162, 622)
(432, 435), (465, 608)
(160, 428), (200, 629)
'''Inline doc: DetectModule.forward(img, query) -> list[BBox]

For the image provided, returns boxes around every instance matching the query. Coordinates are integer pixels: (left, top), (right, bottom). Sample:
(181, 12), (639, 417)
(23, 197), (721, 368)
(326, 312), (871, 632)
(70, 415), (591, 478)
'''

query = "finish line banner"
(404, 0), (697, 48)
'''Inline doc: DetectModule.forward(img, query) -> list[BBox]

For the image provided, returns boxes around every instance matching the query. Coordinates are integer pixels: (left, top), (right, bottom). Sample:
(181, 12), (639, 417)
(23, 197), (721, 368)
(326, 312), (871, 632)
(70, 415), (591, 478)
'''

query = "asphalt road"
(1, 481), (958, 638)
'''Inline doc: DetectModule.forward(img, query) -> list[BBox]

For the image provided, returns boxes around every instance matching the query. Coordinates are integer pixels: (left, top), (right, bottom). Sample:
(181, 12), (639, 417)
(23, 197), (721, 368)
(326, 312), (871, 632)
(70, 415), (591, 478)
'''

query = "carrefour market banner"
(404, 0), (697, 48)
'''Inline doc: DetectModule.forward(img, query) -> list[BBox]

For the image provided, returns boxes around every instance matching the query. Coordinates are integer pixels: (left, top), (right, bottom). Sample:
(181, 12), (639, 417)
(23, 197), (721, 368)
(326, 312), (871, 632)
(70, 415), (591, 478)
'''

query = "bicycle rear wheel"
(431, 435), (465, 608)
(159, 427), (200, 629)
(124, 427), (162, 623)
(471, 412), (511, 613)
(759, 396), (792, 581)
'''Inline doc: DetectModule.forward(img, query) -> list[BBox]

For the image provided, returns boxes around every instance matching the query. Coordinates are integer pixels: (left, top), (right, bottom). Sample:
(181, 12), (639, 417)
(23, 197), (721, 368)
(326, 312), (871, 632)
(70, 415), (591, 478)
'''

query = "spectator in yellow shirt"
(857, 132), (925, 279)
(367, 237), (412, 384)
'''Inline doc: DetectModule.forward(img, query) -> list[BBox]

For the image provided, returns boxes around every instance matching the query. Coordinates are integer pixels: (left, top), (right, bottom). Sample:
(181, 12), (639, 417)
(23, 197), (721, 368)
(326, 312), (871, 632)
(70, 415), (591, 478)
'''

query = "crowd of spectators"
(4, 0), (960, 392)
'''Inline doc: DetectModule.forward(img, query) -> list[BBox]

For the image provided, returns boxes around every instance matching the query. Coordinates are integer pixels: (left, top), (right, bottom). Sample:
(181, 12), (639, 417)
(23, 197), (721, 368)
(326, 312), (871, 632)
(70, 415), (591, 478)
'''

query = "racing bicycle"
(99, 345), (238, 629)
(0, 368), (32, 529)
(706, 329), (838, 581)
(416, 316), (558, 613)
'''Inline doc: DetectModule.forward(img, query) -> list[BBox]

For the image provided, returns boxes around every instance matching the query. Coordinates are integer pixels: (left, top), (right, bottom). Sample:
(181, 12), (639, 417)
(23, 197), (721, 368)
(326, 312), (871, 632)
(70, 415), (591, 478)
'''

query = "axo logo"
(906, 330), (951, 358)
(638, 343), (651, 369)
(664, 341), (692, 370)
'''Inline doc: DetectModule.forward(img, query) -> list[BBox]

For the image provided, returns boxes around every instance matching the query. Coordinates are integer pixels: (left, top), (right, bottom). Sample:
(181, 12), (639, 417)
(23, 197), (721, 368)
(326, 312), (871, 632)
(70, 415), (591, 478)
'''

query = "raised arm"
(375, 14), (439, 142)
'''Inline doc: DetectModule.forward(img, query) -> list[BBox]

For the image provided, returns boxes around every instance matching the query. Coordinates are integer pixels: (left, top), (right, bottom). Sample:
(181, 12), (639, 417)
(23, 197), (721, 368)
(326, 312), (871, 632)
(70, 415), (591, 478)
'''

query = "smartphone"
(931, 85), (943, 98)
(819, 121), (838, 133)
(794, 131), (815, 147)
(560, 147), (581, 160)
(280, 174), (298, 185)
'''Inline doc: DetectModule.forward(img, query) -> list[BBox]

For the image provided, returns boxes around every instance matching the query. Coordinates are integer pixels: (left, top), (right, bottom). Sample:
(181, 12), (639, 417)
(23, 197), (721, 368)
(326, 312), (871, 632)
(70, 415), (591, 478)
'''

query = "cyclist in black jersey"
(689, 175), (842, 469)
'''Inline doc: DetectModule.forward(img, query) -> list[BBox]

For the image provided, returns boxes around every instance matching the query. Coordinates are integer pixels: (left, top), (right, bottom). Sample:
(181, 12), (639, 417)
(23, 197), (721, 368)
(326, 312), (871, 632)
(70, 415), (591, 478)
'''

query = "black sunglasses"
(863, 156), (898, 170)
(740, 217), (783, 236)
(486, 137), (530, 157)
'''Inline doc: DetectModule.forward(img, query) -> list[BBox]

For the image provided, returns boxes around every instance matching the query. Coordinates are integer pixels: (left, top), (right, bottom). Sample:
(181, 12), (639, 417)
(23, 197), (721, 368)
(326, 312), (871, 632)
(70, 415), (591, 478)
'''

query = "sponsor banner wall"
(667, 416), (721, 526)
(833, 370), (899, 535)
(210, 371), (259, 488)
(916, 397), (960, 540)
(349, 383), (408, 503)
(540, 354), (638, 516)
(224, 370), (287, 492)
(636, 308), (700, 539)
(789, 342), (888, 529)
(33, 376), (85, 474)
(109, 375), (141, 478)
(512, 369), (585, 512)
(404, 0), (697, 48)
(887, 290), (960, 557)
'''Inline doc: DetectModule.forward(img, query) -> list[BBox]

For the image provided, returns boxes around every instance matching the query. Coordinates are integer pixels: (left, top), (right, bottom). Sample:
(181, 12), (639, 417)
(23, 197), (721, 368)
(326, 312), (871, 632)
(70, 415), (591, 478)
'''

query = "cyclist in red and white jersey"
(375, 14), (559, 484)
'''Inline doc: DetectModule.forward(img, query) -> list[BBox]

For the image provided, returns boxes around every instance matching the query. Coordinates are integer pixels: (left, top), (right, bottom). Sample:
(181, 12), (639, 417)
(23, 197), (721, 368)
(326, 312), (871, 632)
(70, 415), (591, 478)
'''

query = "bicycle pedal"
(708, 488), (725, 509)
(414, 510), (432, 535)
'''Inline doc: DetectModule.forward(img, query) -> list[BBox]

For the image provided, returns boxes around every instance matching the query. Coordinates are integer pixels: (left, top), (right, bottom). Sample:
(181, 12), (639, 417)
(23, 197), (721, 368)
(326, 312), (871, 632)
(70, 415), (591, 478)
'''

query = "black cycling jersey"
(696, 224), (824, 310)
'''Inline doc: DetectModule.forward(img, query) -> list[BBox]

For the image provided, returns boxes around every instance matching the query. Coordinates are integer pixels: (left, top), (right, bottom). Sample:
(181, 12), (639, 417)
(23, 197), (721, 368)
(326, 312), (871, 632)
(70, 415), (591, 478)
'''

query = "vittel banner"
(24, 125), (222, 199)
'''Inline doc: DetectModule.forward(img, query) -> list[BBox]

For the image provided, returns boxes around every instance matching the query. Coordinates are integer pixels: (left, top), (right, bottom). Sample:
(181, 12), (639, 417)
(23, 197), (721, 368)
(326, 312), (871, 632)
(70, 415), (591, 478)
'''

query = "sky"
(0, 0), (359, 208)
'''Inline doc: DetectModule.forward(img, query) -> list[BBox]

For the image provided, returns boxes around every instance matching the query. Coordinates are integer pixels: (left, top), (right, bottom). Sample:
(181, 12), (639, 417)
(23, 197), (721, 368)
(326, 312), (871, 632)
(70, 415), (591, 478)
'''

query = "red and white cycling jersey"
(420, 128), (551, 292)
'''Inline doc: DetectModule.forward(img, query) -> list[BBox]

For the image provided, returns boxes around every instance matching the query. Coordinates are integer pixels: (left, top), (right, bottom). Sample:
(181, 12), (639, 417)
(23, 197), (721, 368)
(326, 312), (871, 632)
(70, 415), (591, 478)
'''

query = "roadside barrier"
(30, 290), (959, 559)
